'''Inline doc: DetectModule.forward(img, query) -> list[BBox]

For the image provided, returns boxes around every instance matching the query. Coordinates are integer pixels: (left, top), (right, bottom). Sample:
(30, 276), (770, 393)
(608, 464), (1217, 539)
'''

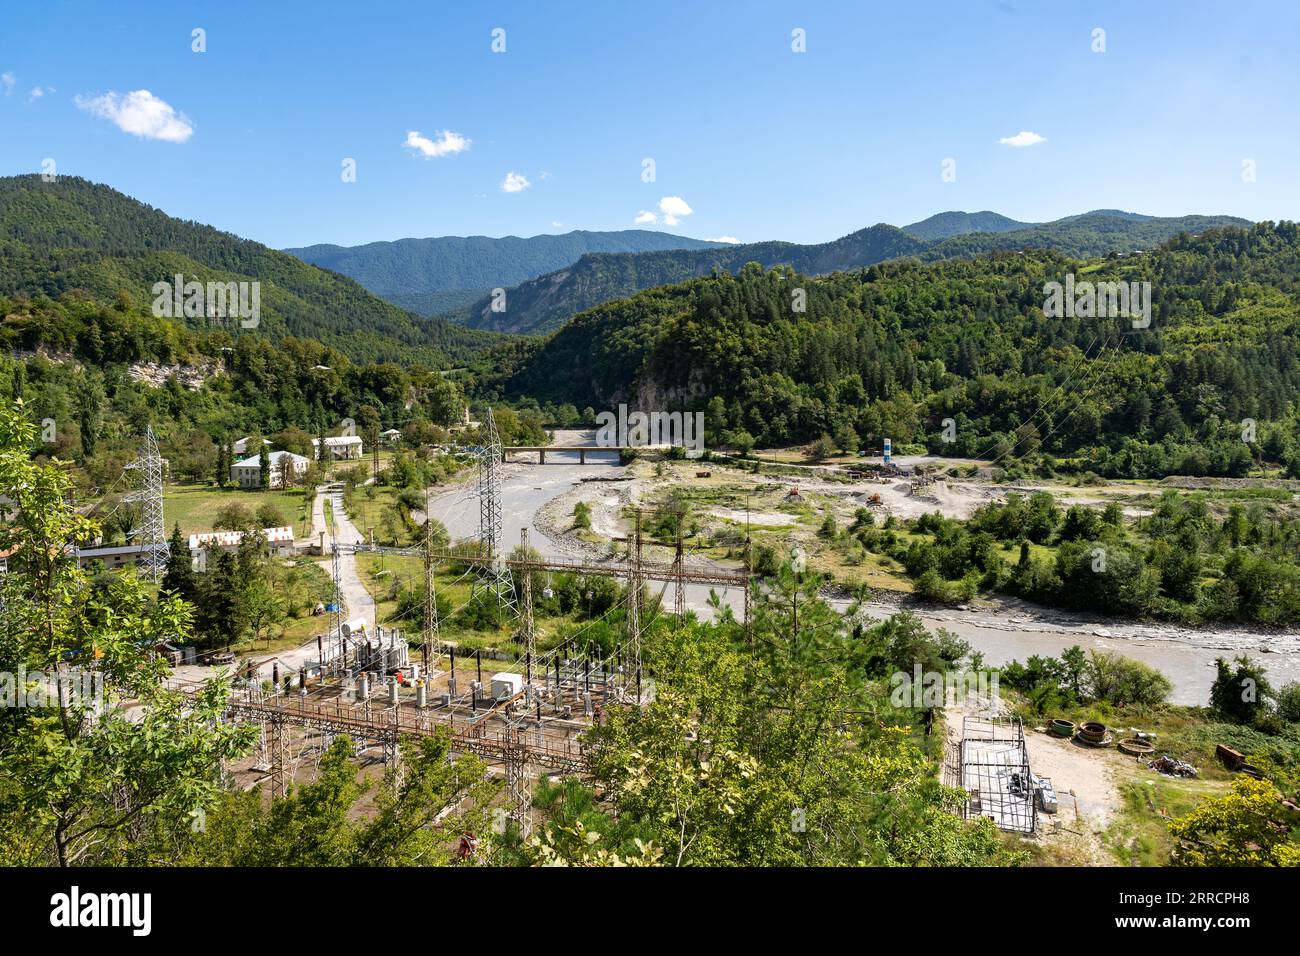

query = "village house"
(231, 450), (309, 488)
(311, 435), (365, 460)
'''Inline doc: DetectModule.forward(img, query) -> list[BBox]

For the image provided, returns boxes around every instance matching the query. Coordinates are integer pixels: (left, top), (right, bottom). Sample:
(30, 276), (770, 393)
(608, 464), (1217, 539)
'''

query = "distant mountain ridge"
(285, 230), (725, 313)
(454, 210), (1252, 335)
(901, 210), (1031, 240)
(450, 224), (927, 334)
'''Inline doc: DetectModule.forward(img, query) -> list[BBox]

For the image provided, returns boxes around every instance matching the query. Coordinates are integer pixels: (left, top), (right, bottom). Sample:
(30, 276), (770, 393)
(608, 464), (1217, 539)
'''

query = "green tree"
(0, 402), (254, 865)
(160, 523), (197, 601)
(583, 563), (1020, 866)
(1169, 776), (1300, 867)
(1209, 655), (1275, 725)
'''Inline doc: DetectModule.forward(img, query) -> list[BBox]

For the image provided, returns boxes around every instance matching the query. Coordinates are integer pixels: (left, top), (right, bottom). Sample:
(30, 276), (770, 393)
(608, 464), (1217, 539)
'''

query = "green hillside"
(457, 212), (1251, 336)
(459, 224), (927, 334)
(486, 222), (1300, 480)
(0, 175), (499, 366)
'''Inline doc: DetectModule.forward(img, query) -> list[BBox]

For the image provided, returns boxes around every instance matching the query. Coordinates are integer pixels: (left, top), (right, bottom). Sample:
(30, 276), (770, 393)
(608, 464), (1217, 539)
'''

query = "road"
(315, 484), (375, 627)
(167, 483), (373, 688)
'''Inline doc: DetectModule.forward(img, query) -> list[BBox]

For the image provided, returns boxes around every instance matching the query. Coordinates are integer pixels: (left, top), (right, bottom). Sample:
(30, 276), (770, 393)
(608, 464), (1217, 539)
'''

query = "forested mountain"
(920, 212), (1248, 262)
(901, 210), (1031, 240)
(481, 222), (1300, 480)
(455, 211), (1251, 336)
(457, 224), (929, 334)
(286, 230), (725, 314)
(0, 175), (499, 366)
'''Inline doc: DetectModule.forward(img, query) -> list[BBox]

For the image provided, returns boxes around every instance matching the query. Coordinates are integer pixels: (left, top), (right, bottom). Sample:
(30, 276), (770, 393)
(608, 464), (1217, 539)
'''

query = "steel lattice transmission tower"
(124, 425), (168, 582)
(518, 528), (534, 686)
(472, 408), (516, 612)
(626, 511), (643, 702)
(422, 497), (441, 656)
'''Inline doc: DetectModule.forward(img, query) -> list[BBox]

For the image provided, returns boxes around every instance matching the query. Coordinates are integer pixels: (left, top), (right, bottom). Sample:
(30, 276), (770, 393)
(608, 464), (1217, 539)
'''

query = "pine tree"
(258, 442), (272, 489)
(159, 523), (197, 601)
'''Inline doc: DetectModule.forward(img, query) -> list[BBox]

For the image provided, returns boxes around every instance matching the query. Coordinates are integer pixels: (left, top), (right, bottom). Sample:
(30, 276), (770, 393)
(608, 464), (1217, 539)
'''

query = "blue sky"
(2, 0), (1297, 248)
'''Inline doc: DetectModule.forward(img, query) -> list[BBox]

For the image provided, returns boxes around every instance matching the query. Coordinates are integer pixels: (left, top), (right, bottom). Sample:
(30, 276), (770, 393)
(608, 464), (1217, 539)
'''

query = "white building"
(188, 527), (297, 569)
(379, 428), (402, 445)
(311, 435), (364, 460)
(231, 450), (309, 488)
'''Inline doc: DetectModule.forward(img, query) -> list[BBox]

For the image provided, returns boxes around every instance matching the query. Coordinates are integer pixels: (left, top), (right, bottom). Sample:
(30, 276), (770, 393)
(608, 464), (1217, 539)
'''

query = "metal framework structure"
(124, 425), (167, 582)
(473, 408), (516, 612)
(958, 716), (1037, 834)
(216, 479), (754, 823)
(518, 528), (535, 686)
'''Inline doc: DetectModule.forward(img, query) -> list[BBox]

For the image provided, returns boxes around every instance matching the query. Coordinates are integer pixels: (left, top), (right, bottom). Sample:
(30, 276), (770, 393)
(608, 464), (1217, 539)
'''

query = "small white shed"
(490, 672), (524, 700)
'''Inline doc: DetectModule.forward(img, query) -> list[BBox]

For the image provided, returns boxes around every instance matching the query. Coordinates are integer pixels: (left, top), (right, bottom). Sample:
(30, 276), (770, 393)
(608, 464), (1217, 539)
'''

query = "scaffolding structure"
(123, 425), (168, 582)
(958, 716), (1037, 834)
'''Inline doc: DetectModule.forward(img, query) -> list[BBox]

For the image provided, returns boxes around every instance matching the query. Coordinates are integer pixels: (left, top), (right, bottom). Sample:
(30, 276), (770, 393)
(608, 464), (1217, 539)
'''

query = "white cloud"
(551, 221), (564, 228)
(404, 129), (470, 158)
(998, 130), (1045, 147)
(637, 196), (694, 227)
(500, 171), (530, 193)
(1, 73), (15, 96)
(707, 236), (741, 244)
(29, 86), (47, 100)
(76, 90), (193, 142)
(658, 195), (692, 225)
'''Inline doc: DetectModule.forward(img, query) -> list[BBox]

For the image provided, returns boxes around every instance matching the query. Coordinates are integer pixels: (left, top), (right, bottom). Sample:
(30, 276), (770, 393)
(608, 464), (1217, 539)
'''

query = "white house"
(379, 428), (402, 445)
(231, 450), (309, 489)
(231, 435), (272, 455)
(311, 435), (364, 460)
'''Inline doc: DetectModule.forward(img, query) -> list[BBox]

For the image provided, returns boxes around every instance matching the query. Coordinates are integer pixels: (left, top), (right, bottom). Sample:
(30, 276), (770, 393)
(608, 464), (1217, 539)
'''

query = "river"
(424, 437), (1300, 706)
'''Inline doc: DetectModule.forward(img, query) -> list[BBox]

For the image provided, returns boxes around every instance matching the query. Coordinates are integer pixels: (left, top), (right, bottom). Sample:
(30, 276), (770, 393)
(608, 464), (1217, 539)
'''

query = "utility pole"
(505, 720), (530, 838)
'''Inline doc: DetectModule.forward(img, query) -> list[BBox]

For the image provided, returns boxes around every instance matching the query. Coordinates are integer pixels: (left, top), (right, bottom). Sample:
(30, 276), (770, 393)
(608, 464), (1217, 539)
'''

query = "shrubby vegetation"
(843, 491), (1300, 626)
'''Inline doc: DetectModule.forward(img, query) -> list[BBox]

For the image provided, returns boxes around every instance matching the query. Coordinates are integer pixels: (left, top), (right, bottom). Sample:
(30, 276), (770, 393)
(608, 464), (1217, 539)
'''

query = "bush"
(1086, 651), (1171, 707)
(214, 501), (254, 531)
(255, 501), (286, 528)
(1278, 683), (1300, 724)
(1210, 655), (1276, 725)
(808, 434), (836, 461)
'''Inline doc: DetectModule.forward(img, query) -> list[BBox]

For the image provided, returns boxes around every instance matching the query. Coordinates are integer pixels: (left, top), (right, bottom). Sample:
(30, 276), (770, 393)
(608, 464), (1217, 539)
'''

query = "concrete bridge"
(502, 445), (632, 463)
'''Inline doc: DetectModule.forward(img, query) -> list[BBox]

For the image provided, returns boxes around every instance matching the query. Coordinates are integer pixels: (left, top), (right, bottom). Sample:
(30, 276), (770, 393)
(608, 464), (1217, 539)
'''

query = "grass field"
(164, 483), (312, 536)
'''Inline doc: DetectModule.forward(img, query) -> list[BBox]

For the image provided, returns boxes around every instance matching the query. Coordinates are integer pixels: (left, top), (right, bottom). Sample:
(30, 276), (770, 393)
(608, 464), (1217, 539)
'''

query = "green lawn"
(164, 483), (312, 536)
